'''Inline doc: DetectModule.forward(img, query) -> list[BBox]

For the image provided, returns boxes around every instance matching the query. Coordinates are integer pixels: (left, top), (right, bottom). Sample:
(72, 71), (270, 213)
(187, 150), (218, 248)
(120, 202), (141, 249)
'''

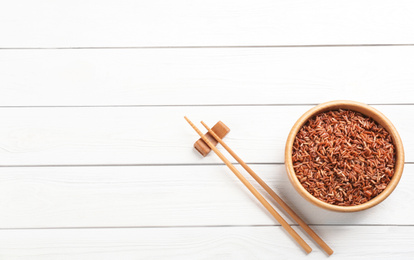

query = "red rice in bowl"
(292, 109), (396, 206)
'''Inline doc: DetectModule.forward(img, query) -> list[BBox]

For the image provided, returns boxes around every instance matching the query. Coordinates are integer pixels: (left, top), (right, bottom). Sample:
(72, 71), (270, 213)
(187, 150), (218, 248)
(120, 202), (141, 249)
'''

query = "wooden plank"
(0, 105), (410, 165)
(1, 1), (414, 48)
(1, 47), (414, 106)
(0, 226), (413, 259)
(0, 164), (411, 228)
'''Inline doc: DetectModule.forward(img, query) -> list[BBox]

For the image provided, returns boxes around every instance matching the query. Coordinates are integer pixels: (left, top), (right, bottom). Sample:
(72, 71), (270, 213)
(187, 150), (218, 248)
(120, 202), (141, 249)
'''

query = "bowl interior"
(285, 100), (404, 212)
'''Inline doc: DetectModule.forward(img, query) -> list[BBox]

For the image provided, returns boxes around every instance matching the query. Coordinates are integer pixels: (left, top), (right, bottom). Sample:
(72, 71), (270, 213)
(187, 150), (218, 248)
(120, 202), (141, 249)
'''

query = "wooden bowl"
(285, 100), (404, 212)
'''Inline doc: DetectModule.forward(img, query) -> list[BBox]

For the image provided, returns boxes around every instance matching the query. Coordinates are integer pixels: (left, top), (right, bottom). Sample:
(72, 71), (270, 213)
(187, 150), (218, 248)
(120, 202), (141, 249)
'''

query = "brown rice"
(292, 109), (395, 206)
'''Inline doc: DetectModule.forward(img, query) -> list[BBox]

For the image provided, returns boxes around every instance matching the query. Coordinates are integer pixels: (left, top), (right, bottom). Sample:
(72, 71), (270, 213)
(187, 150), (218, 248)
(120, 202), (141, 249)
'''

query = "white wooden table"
(1, 1), (413, 259)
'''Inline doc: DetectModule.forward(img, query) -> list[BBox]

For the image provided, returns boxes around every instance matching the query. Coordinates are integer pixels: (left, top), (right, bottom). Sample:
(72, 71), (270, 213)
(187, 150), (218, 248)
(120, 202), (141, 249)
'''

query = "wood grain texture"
(1, 0), (414, 48)
(0, 105), (409, 166)
(0, 226), (413, 259)
(2, 0), (414, 258)
(0, 164), (411, 228)
(0, 47), (414, 106)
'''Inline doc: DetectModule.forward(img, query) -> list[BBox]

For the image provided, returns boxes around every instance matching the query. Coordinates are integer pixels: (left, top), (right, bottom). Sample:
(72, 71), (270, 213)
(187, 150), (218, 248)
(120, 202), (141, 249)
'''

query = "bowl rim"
(285, 100), (404, 212)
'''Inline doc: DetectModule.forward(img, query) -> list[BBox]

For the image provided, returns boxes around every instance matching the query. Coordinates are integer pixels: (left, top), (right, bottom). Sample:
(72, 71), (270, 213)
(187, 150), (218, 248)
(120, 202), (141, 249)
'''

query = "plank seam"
(1, 162), (412, 168)
(0, 104), (413, 108)
(1, 44), (414, 50)
(1, 224), (413, 231)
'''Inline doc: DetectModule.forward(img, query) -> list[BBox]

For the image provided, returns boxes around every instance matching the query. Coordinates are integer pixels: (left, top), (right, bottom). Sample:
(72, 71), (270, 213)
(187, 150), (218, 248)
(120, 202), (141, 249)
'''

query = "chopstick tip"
(184, 116), (197, 129)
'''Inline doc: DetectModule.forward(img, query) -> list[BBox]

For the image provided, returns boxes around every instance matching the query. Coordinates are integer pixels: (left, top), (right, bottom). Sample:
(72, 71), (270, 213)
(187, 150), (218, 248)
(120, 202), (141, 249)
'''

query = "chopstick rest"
(194, 121), (230, 156)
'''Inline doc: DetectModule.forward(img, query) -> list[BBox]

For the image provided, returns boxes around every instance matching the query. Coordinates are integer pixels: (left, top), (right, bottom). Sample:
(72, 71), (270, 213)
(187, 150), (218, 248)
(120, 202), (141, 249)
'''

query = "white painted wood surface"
(0, 165), (412, 228)
(0, 226), (413, 259)
(0, 105), (411, 165)
(1, 1), (414, 47)
(1, 47), (414, 106)
(1, 0), (413, 259)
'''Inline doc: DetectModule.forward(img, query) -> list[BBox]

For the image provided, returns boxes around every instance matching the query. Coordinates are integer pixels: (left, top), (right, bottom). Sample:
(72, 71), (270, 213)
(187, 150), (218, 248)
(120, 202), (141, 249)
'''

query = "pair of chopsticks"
(184, 117), (333, 255)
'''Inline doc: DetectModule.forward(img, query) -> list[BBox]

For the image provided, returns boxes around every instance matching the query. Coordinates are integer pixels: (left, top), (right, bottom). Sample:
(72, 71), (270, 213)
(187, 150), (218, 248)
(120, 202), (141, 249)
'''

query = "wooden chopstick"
(184, 117), (312, 254)
(200, 121), (334, 256)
